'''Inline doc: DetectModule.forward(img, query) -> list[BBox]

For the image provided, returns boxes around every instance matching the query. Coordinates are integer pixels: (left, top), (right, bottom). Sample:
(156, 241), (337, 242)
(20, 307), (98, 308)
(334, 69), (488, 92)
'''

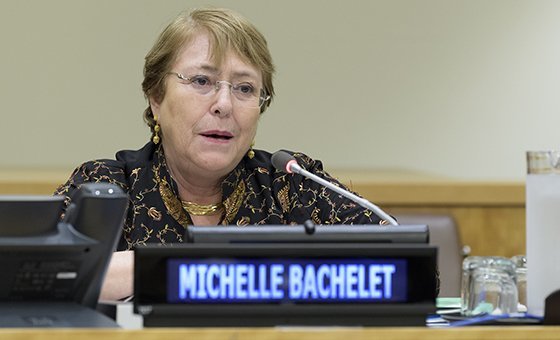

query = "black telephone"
(0, 183), (128, 327)
(60, 183), (129, 307)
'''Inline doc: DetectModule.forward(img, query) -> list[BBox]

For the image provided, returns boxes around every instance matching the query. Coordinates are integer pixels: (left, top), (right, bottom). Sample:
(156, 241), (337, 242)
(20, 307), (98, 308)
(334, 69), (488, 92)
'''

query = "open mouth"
(200, 132), (234, 141)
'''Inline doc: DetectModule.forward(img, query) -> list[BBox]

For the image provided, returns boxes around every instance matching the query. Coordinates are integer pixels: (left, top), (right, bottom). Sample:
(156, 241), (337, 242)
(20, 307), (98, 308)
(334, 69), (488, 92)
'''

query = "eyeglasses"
(168, 72), (270, 109)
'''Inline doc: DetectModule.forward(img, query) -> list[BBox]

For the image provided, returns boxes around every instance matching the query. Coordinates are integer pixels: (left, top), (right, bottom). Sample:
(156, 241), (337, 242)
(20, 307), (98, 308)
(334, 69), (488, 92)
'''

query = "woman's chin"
(194, 155), (240, 176)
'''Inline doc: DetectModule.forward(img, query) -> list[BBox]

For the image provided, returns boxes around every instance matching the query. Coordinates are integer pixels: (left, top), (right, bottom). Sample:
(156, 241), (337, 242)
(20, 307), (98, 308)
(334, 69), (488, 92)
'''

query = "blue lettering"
(196, 264), (208, 299)
(317, 264), (330, 298)
(357, 265), (369, 298)
(302, 265), (318, 299)
(289, 265), (303, 298)
(368, 264), (397, 299)
(173, 260), (400, 302)
(270, 264), (284, 299)
(346, 264), (358, 298)
(258, 265), (270, 299)
(206, 264), (220, 299)
(382, 264), (396, 298)
(178, 264), (197, 299)
(220, 264), (235, 298)
(247, 265), (259, 299)
(369, 265), (383, 298)
(235, 264), (248, 298)
(330, 264), (345, 298)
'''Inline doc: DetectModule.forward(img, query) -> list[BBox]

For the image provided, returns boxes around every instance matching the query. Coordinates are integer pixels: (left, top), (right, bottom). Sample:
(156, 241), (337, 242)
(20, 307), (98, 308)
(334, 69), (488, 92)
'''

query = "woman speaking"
(56, 7), (385, 301)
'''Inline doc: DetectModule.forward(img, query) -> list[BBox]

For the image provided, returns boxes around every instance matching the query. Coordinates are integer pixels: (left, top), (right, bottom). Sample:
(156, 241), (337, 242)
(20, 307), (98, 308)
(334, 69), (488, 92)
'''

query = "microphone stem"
(290, 165), (399, 226)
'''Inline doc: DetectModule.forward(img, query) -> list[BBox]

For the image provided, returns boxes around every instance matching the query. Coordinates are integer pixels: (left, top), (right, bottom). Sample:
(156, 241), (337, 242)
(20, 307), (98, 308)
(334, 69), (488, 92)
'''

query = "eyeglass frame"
(167, 72), (271, 109)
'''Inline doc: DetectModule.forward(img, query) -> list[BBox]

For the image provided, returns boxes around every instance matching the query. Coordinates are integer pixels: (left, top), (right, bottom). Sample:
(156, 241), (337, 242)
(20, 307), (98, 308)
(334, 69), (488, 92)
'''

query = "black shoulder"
(115, 142), (156, 170)
(54, 159), (128, 196)
(55, 142), (156, 197)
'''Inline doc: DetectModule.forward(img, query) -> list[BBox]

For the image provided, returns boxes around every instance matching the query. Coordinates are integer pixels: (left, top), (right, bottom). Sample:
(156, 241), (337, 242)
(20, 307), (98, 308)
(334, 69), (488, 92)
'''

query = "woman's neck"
(168, 165), (224, 226)
(165, 157), (223, 205)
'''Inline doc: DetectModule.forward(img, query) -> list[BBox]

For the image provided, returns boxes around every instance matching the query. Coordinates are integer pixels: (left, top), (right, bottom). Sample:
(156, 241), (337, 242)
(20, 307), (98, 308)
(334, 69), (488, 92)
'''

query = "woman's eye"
(236, 84), (254, 94)
(191, 76), (211, 87)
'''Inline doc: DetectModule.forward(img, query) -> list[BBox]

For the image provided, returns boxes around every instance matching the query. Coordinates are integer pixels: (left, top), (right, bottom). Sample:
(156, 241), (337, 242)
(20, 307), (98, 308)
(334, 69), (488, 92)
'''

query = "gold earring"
(247, 141), (255, 159)
(152, 116), (161, 145)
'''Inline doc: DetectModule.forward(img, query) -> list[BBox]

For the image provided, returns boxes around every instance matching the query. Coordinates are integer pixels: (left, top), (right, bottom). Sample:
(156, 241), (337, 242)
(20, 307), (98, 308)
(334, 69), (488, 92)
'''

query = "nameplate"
(167, 258), (407, 303)
(134, 243), (437, 327)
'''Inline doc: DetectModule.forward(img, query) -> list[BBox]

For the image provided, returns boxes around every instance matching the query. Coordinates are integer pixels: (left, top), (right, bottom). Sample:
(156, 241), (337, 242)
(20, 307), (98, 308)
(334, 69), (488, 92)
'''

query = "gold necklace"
(182, 200), (224, 216)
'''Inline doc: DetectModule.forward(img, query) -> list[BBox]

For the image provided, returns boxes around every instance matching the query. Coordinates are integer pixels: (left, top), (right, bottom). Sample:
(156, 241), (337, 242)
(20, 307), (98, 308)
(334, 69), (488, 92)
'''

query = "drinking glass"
(469, 267), (518, 315)
(461, 256), (517, 316)
(511, 255), (527, 310)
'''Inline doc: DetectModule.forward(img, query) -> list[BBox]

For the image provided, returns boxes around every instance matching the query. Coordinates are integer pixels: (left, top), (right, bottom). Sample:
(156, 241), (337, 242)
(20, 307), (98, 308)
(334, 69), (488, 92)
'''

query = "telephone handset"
(62, 183), (128, 243)
(60, 182), (129, 308)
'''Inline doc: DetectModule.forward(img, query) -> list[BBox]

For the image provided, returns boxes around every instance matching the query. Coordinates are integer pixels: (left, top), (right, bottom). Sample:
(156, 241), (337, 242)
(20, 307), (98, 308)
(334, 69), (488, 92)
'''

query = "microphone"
(271, 151), (399, 226)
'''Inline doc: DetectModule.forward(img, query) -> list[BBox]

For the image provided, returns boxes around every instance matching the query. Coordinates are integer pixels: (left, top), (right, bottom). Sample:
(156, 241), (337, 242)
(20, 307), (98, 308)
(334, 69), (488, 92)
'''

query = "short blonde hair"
(142, 8), (275, 132)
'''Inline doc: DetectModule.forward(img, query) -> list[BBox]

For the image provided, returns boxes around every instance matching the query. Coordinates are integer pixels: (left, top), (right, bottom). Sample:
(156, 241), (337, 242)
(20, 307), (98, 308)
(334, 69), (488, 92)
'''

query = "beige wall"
(1, 0), (559, 180)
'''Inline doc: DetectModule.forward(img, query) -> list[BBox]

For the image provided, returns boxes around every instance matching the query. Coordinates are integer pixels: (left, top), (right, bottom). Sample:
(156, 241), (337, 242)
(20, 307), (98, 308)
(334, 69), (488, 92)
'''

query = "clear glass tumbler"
(461, 256), (517, 316)
(469, 267), (518, 315)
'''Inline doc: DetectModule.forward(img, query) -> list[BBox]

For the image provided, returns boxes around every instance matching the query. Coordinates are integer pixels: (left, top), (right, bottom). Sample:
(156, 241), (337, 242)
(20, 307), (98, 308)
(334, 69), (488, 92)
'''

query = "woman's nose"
(211, 82), (234, 116)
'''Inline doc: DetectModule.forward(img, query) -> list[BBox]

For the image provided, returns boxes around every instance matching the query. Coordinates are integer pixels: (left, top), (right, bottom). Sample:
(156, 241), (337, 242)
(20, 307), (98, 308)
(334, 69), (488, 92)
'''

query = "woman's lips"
(199, 130), (234, 143)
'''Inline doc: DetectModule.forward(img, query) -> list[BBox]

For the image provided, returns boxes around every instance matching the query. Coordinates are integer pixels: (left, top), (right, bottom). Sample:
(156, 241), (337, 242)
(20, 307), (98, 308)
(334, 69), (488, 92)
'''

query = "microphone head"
(271, 150), (297, 174)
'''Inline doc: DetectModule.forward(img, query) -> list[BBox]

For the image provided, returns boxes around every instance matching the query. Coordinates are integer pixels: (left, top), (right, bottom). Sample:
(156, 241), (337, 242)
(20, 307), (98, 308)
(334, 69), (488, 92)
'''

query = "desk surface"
(0, 326), (558, 340)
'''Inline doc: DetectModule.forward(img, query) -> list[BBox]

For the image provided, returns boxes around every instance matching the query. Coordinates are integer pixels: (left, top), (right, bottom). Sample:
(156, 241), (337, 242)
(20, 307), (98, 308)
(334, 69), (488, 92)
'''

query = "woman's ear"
(149, 96), (161, 116)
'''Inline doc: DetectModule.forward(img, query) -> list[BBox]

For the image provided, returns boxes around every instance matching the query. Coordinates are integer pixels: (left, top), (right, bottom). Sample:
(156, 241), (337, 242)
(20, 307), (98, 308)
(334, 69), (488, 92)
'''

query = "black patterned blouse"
(55, 142), (384, 251)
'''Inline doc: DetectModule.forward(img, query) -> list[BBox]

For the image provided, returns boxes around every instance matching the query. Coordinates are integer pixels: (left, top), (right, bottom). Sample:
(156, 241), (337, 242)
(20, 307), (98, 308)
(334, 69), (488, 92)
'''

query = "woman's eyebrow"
(189, 64), (259, 80)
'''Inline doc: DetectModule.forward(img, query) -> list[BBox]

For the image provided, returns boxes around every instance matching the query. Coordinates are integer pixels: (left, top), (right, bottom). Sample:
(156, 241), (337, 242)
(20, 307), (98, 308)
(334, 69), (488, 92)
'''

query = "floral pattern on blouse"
(55, 142), (383, 251)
